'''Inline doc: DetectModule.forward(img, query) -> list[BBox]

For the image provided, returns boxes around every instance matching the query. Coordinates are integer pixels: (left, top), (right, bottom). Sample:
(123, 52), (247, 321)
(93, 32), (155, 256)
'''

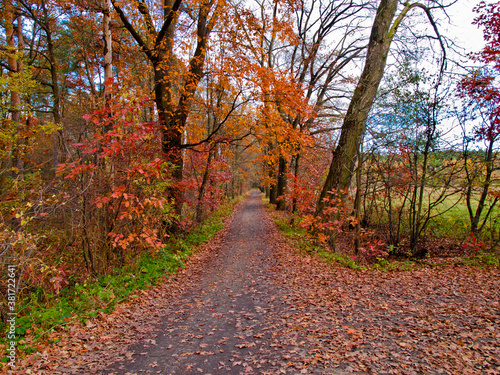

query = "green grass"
(372, 257), (415, 271)
(273, 213), (419, 271)
(264, 196), (414, 271)
(265, 193), (499, 272)
(428, 192), (471, 237)
(270, 207), (500, 272)
(463, 251), (500, 267)
(269, 209), (364, 271)
(366, 189), (500, 246)
(0, 195), (243, 361)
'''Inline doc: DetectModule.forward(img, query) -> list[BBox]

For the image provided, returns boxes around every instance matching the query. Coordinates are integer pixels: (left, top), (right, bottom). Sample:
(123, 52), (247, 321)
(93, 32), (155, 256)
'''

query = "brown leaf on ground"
(9, 191), (500, 374)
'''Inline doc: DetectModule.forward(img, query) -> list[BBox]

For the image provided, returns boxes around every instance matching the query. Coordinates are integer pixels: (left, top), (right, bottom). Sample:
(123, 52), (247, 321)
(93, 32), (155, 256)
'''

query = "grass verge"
(264, 198), (499, 272)
(263, 199), (363, 270)
(463, 251), (500, 267)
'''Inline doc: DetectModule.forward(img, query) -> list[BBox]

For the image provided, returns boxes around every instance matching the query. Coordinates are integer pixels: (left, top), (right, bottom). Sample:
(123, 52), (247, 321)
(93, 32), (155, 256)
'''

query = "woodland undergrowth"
(265, 199), (500, 272)
(0, 195), (243, 361)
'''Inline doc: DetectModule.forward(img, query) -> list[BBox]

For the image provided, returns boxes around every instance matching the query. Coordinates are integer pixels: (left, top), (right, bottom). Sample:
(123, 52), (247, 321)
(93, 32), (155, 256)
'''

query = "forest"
(1, 0), (500, 371)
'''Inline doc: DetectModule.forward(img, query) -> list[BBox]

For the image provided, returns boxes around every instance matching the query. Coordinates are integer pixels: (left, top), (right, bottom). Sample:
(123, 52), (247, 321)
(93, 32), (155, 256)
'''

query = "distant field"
(364, 188), (499, 241)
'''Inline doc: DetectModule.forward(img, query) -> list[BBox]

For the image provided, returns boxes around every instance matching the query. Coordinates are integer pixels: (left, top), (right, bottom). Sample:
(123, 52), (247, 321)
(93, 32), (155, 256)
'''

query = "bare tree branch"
(137, 0), (157, 37)
(155, 0), (182, 49)
(111, 0), (154, 61)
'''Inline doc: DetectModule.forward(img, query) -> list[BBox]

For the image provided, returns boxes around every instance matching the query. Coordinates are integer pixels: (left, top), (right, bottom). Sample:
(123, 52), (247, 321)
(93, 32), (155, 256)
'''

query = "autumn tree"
(315, 0), (446, 216)
(231, 0), (299, 206)
(366, 58), (462, 254)
(458, 1), (500, 237)
(186, 68), (253, 223)
(110, 0), (226, 227)
(2, 0), (23, 174)
(231, 0), (372, 211)
(456, 99), (500, 238)
(1, 0), (43, 206)
(16, 0), (71, 173)
(273, 0), (371, 211)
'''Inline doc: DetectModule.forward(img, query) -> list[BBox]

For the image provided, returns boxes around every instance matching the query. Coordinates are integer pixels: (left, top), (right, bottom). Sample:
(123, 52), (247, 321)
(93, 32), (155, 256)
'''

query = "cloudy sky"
(444, 0), (488, 54)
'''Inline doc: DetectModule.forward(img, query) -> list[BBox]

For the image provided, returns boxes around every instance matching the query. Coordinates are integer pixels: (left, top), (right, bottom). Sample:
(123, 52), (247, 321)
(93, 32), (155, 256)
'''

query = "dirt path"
(104, 189), (305, 374)
(25, 190), (499, 374)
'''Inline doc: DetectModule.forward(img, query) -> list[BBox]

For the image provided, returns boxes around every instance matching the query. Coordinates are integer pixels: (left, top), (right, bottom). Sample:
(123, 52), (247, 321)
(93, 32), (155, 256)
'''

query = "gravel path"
(105, 190), (306, 374)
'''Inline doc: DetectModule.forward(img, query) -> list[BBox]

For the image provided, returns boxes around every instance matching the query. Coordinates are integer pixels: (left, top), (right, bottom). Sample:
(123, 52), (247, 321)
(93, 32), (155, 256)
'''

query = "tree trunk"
(5, 0), (22, 175)
(354, 145), (363, 257)
(467, 138), (498, 235)
(314, 0), (444, 216)
(103, 0), (113, 103)
(195, 150), (213, 223)
(161, 2), (211, 225)
(276, 156), (287, 210)
(316, 0), (398, 215)
(41, 0), (63, 172)
(112, 0), (213, 231)
(409, 121), (434, 254)
(269, 165), (278, 205)
(291, 152), (300, 213)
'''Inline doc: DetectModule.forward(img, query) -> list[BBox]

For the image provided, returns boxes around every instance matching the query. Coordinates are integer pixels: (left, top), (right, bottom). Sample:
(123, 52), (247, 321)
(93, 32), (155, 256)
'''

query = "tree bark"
(195, 150), (213, 223)
(269, 164), (278, 205)
(316, 0), (398, 215)
(112, 0), (215, 229)
(37, 0), (64, 173)
(291, 152), (300, 213)
(276, 156), (287, 210)
(103, 0), (113, 103)
(466, 138), (499, 235)
(5, 0), (22, 175)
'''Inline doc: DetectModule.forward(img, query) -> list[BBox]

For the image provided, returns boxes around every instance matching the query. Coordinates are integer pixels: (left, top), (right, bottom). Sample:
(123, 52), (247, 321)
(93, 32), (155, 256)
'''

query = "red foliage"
(459, 1), (500, 141)
(473, 1), (500, 69)
(300, 189), (387, 259)
(57, 89), (172, 267)
(463, 232), (487, 254)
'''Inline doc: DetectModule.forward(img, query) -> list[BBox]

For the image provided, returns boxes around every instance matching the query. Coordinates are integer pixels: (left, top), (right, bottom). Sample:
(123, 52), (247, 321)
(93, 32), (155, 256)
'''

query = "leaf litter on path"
(16, 191), (500, 374)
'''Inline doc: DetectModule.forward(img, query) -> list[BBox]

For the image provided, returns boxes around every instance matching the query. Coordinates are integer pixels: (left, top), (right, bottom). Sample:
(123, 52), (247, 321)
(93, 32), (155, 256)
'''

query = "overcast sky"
(444, 0), (488, 55)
